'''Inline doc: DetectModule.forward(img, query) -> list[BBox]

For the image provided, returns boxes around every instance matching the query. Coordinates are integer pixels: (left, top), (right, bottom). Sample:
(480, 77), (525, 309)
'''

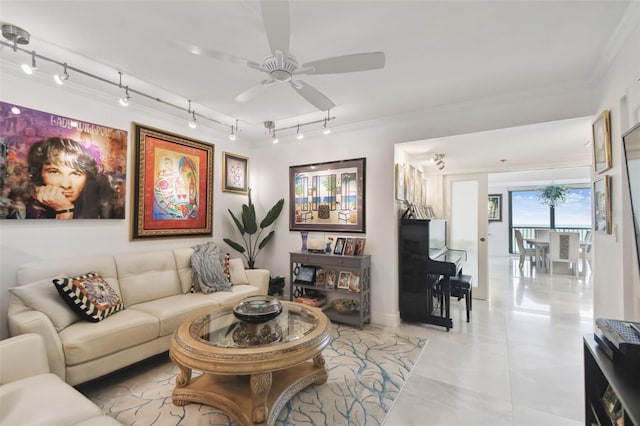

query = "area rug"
(79, 324), (427, 426)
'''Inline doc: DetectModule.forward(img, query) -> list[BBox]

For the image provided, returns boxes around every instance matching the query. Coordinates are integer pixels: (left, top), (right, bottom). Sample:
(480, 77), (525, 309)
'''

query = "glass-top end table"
(170, 300), (331, 426)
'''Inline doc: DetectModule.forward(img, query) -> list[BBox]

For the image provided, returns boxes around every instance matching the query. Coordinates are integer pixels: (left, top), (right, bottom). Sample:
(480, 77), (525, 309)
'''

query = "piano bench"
(450, 274), (472, 322)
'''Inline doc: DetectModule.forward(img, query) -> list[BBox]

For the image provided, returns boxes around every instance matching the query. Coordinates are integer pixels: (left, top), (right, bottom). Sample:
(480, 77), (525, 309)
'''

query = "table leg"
(250, 372), (272, 424)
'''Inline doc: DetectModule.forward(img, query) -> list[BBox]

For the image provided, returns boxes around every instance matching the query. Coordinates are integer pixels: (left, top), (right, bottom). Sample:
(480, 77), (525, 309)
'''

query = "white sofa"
(7, 247), (269, 386)
(0, 333), (122, 425)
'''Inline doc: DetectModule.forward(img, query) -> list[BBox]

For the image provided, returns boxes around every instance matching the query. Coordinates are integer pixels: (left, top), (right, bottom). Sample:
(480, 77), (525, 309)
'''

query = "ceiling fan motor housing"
(263, 55), (298, 82)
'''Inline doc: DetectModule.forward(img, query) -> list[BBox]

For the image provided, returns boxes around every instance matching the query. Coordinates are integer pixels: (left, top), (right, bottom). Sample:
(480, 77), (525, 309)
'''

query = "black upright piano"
(399, 216), (466, 330)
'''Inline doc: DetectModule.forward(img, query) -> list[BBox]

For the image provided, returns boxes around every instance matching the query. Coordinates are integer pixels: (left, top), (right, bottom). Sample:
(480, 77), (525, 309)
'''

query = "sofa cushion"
(115, 250), (182, 306)
(59, 309), (159, 366)
(0, 373), (104, 425)
(190, 242), (231, 293)
(54, 272), (124, 322)
(9, 274), (80, 331)
(173, 247), (195, 294)
(229, 258), (250, 285)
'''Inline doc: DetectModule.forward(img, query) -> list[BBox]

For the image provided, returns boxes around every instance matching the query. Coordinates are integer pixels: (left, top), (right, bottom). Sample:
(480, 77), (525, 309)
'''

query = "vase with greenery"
(538, 185), (569, 228)
(223, 189), (284, 269)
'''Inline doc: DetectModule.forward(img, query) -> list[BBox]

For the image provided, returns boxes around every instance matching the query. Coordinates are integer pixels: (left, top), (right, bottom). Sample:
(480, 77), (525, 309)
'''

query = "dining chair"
(515, 229), (536, 269)
(547, 231), (580, 276)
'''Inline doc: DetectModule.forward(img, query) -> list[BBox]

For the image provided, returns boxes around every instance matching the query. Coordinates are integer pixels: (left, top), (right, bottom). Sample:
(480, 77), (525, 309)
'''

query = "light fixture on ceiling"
(118, 72), (131, 107)
(296, 124), (304, 140)
(10, 106), (20, 115)
(1, 24), (239, 135)
(433, 154), (445, 171)
(187, 100), (197, 128)
(229, 119), (239, 141)
(54, 62), (69, 85)
(272, 129), (279, 144)
(323, 118), (331, 135)
(1, 24), (30, 51)
(21, 50), (37, 75)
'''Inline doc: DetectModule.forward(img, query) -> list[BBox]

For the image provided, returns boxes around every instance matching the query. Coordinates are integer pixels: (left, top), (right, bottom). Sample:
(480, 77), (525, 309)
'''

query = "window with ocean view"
(509, 187), (591, 253)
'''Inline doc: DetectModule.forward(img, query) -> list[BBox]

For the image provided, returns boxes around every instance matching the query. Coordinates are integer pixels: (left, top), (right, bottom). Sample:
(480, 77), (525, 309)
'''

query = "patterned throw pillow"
(53, 272), (124, 322)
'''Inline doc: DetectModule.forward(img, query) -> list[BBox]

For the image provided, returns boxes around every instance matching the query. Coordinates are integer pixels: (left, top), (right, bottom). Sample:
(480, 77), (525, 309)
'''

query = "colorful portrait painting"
(0, 101), (127, 219)
(131, 123), (213, 239)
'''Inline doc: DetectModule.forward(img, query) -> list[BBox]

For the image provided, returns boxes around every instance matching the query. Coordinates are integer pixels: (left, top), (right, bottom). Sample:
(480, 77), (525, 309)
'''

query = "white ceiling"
(0, 0), (632, 172)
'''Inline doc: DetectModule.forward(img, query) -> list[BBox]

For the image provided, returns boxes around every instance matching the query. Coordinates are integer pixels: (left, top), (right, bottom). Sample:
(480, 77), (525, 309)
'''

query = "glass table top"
(189, 302), (319, 348)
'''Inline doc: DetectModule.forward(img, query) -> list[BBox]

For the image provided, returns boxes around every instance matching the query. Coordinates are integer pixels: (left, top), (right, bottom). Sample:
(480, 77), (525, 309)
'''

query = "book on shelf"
(295, 295), (327, 307)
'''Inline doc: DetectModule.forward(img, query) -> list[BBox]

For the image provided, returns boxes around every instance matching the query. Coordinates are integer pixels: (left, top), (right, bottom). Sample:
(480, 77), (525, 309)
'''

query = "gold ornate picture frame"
(222, 151), (249, 194)
(131, 123), (213, 240)
(592, 110), (611, 174)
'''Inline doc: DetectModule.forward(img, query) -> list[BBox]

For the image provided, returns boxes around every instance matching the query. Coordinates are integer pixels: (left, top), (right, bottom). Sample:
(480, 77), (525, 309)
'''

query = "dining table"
(524, 236), (591, 273)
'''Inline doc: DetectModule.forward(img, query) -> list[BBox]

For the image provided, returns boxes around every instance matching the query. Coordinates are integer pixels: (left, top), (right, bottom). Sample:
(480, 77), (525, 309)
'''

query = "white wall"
(591, 6), (640, 321)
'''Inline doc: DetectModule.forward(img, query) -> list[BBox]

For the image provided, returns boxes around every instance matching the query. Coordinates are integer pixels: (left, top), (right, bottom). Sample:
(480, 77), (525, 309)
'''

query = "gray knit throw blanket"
(191, 242), (231, 293)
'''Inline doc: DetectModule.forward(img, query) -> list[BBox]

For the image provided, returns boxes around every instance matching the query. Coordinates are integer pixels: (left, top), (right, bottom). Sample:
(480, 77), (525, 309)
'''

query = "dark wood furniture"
(583, 334), (639, 426)
(290, 252), (370, 328)
(398, 217), (466, 331)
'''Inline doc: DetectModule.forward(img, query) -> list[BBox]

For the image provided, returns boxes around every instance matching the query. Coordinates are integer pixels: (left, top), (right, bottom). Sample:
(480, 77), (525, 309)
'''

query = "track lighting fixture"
(323, 118), (331, 135)
(1, 26), (239, 136)
(296, 124), (304, 140)
(10, 106), (20, 115)
(433, 154), (446, 171)
(54, 63), (69, 85)
(229, 119), (238, 141)
(272, 129), (279, 144)
(21, 51), (37, 75)
(119, 86), (131, 107)
(189, 111), (197, 129)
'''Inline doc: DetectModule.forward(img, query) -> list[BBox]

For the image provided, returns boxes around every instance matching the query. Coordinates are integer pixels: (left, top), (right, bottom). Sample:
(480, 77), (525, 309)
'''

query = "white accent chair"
(515, 229), (536, 269)
(547, 231), (581, 276)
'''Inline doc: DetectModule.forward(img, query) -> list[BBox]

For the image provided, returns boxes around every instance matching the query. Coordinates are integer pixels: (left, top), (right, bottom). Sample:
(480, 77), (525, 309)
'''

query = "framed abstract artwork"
(222, 151), (249, 194)
(592, 110), (612, 174)
(290, 157), (366, 232)
(131, 123), (213, 239)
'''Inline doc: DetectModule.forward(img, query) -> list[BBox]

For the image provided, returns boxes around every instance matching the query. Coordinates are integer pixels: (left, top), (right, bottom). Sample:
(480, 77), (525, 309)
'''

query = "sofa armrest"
(245, 269), (270, 295)
(8, 309), (66, 381)
(0, 333), (50, 385)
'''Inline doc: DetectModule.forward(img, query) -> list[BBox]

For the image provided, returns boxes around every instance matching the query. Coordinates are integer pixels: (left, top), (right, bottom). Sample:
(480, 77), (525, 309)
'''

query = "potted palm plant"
(223, 189), (284, 269)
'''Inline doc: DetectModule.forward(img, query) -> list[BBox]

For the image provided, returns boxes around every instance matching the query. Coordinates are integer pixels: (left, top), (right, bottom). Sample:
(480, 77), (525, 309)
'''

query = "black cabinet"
(583, 335), (639, 426)
(289, 252), (370, 328)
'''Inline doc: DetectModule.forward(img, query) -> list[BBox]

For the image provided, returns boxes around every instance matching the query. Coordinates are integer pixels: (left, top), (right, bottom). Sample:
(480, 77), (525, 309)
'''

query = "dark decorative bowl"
(233, 296), (283, 323)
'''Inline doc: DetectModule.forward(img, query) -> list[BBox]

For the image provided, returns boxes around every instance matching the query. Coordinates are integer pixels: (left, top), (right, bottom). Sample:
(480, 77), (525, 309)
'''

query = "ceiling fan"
(172, 0), (385, 111)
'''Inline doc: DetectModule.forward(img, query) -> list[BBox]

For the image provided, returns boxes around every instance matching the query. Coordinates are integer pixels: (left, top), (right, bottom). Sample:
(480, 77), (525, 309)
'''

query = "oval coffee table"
(170, 300), (331, 425)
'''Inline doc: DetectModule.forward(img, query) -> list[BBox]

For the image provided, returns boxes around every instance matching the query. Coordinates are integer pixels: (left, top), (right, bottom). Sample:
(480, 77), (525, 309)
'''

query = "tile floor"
(385, 256), (594, 426)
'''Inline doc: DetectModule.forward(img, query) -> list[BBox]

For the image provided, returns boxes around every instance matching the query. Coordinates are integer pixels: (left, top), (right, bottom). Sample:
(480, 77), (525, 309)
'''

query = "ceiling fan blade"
(299, 52), (386, 75)
(234, 79), (275, 103)
(169, 40), (264, 71)
(291, 80), (335, 111)
(260, 0), (290, 65)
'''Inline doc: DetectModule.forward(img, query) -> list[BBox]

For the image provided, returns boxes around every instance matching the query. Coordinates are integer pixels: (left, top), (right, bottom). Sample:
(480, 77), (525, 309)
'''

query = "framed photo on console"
(337, 271), (351, 290)
(294, 265), (317, 284)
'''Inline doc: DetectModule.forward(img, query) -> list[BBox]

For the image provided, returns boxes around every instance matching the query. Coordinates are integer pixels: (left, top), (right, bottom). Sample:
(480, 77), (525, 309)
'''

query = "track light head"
(229, 125), (236, 141)
(21, 51), (38, 75)
(189, 111), (197, 128)
(119, 86), (131, 107)
(272, 129), (278, 144)
(296, 124), (304, 140)
(54, 63), (69, 85)
(323, 118), (331, 135)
